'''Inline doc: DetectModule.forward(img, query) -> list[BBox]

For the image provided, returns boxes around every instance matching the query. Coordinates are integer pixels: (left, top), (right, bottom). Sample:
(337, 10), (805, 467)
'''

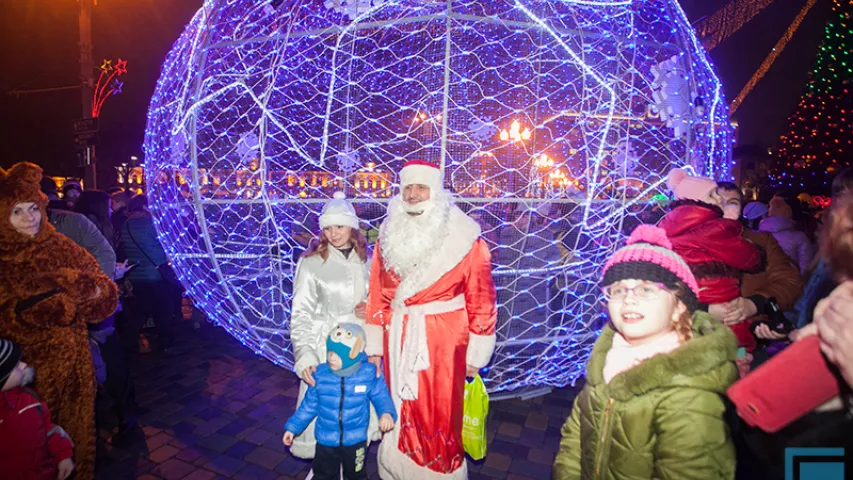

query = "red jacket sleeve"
(364, 242), (389, 357)
(45, 419), (74, 461)
(27, 391), (74, 461)
(697, 219), (762, 272)
(464, 239), (498, 368)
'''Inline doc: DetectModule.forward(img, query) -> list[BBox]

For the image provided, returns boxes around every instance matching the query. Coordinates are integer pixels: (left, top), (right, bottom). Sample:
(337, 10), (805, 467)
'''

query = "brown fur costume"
(0, 163), (118, 480)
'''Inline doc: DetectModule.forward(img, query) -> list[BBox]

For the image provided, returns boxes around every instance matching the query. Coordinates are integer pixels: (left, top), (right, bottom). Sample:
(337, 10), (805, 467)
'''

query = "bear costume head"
(0, 162), (51, 246)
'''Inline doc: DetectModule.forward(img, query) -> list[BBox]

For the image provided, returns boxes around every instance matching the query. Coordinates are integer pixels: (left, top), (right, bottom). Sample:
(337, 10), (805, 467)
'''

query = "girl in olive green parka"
(554, 225), (739, 480)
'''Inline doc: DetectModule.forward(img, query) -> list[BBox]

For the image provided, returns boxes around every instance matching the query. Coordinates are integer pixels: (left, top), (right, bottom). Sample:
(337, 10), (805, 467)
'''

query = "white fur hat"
(319, 191), (359, 229)
(399, 160), (443, 192)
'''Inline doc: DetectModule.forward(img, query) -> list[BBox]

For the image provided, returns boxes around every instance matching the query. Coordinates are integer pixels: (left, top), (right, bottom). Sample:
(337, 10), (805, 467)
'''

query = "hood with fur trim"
(0, 163), (53, 249)
(586, 311), (738, 401)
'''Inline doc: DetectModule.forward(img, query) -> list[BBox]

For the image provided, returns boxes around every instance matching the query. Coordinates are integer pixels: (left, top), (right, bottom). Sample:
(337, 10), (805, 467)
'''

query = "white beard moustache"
(381, 191), (452, 279)
(401, 197), (436, 215)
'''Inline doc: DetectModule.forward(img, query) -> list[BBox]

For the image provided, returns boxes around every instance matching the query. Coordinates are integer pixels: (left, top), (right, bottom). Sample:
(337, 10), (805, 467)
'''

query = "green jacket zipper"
(594, 398), (615, 478)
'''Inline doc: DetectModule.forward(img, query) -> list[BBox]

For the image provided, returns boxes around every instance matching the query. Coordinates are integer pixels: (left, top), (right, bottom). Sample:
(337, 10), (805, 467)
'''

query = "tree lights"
(773, 0), (853, 194)
(144, 0), (731, 396)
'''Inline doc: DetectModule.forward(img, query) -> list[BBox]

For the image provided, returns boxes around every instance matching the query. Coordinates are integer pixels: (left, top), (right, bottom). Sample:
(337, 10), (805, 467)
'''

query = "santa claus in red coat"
(364, 160), (497, 479)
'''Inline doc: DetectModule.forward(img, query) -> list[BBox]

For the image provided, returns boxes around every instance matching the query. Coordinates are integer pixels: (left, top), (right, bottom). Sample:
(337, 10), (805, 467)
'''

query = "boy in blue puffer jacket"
(283, 323), (396, 480)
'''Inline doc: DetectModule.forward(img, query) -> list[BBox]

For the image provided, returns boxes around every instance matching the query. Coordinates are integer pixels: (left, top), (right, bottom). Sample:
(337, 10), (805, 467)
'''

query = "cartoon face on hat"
(326, 323), (366, 372)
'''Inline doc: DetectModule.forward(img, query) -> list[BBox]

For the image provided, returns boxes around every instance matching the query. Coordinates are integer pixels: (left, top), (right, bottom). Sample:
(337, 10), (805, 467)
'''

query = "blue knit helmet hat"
(326, 323), (367, 370)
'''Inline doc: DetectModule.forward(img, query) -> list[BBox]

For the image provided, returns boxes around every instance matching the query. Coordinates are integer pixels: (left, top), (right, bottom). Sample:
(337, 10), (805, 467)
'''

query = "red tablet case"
(726, 335), (843, 433)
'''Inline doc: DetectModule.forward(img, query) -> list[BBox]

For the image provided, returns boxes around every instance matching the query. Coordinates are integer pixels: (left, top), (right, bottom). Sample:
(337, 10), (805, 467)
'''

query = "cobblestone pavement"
(95, 325), (581, 480)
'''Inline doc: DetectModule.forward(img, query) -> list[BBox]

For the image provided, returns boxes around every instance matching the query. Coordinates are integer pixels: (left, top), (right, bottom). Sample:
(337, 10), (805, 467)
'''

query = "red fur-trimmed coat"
(364, 206), (497, 480)
(0, 223), (118, 480)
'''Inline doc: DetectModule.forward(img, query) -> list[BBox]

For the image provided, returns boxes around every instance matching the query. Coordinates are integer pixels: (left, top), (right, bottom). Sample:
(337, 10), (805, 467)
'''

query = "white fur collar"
(380, 206), (480, 307)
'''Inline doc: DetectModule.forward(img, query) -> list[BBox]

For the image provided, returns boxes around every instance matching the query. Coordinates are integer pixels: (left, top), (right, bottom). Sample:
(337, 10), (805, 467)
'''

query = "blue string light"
(143, 0), (731, 396)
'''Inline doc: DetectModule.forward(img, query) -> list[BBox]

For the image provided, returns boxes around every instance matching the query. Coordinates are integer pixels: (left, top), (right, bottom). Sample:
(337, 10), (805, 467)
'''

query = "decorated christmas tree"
(773, 0), (853, 194)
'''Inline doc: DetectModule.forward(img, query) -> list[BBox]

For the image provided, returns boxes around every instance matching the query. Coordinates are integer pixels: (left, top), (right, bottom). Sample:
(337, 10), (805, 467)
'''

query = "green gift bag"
(462, 374), (489, 460)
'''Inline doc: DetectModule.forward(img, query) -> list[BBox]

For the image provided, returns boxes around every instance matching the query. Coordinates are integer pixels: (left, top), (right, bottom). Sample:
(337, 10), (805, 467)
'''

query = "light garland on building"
(730, 0), (817, 115)
(695, 0), (777, 52)
(144, 0), (732, 396)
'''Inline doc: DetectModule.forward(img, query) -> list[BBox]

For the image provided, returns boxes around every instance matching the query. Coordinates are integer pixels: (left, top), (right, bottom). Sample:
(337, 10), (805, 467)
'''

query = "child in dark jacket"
(0, 339), (75, 480)
(283, 323), (396, 480)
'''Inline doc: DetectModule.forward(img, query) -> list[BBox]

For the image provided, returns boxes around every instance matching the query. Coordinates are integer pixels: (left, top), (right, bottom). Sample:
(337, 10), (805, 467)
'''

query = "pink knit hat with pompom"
(667, 168), (718, 202)
(603, 225), (700, 311)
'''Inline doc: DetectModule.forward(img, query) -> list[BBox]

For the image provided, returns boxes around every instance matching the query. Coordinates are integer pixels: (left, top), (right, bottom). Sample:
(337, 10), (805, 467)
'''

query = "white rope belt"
(395, 294), (466, 400)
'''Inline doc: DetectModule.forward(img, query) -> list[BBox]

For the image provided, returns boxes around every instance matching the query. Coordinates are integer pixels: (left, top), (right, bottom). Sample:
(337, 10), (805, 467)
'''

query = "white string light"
(144, 0), (732, 396)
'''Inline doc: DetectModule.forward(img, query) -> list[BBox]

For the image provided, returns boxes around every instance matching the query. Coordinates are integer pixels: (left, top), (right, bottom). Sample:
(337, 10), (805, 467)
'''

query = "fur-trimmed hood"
(586, 311), (739, 401)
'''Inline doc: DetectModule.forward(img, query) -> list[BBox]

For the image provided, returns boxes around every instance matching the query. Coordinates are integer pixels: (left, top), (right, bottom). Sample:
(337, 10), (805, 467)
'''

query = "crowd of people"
(0, 163), (182, 480)
(1, 157), (852, 480)
(284, 161), (853, 480)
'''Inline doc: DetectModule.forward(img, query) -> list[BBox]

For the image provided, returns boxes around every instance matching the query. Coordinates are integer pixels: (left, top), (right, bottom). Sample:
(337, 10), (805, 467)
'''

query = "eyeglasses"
(602, 282), (667, 301)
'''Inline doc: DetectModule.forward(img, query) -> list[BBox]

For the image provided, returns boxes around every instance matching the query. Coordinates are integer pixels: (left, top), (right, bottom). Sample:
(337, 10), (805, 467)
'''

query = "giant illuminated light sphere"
(144, 0), (732, 397)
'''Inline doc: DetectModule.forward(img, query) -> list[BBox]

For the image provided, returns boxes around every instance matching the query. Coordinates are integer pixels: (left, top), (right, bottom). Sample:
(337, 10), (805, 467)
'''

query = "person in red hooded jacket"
(0, 338), (75, 480)
(658, 168), (762, 349)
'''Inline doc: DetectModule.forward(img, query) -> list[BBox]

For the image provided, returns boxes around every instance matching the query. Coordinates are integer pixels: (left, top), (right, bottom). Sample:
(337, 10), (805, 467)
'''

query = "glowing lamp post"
(499, 120), (532, 143)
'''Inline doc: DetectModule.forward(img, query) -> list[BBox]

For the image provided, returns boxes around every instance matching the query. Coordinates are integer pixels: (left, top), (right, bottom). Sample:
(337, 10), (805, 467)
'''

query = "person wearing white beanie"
(288, 191), (381, 462)
(319, 191), (360, 230)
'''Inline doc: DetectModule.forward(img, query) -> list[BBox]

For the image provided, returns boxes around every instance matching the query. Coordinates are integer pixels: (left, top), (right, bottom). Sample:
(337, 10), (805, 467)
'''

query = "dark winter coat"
(658, 201), (762, 305)
(553, 312), (739, 480)
(0, 387), (74, 480)
(284, 361), (396, 448)
(47, 209), (116, 279)
(117, 210), (168, 283)
(737, 230), (804, 351)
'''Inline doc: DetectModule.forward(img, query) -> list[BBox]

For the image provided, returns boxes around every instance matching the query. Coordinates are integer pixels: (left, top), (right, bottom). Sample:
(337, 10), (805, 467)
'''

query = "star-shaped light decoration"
(111, 79), (124, 95)
(114, 58), (128, 75)
(100, 59), (113, 71)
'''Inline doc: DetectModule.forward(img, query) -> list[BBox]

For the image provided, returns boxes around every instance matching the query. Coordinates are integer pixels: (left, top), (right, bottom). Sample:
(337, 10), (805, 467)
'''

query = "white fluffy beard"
(380, 190), (452, 280)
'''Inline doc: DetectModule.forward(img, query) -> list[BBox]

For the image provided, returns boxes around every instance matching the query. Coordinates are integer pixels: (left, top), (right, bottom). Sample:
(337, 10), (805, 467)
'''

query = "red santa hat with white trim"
(399, 160), (443, 192)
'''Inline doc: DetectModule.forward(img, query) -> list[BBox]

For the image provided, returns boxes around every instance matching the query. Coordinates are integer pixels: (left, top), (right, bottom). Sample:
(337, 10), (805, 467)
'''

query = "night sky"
(0, 0), (831, 185)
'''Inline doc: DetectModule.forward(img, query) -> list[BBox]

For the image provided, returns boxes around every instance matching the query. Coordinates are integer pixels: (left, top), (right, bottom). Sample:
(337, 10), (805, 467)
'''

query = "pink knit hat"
(667, 168), (717, 202)
(602, 225), (700, 311)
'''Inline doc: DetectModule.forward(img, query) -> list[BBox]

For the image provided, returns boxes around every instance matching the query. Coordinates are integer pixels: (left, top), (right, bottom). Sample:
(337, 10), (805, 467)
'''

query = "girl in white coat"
(289, 192), (377, 459)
